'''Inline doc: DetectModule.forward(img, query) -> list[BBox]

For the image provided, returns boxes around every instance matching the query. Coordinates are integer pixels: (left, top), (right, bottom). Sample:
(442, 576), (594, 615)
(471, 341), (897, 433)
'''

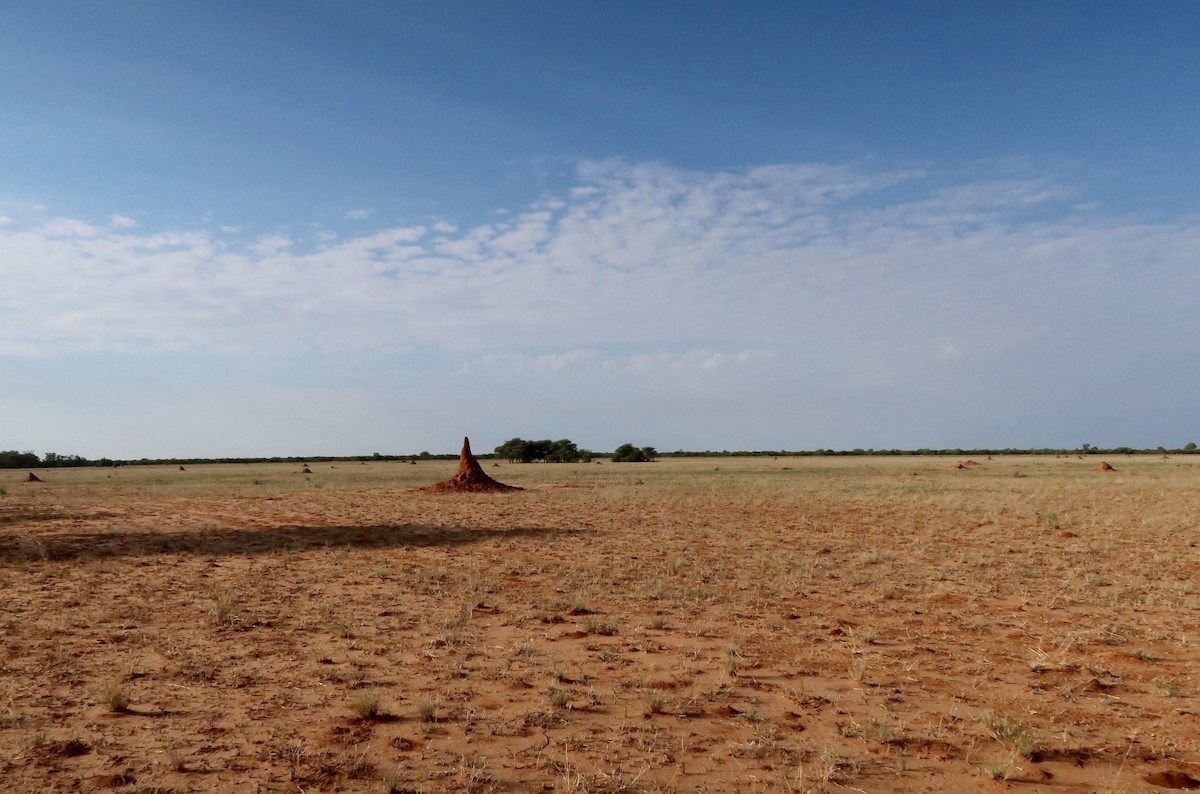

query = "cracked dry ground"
(1, 456), (1199, 792)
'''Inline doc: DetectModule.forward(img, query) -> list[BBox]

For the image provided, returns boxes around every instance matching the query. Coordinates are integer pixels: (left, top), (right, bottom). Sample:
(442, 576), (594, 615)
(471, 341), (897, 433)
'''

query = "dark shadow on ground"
(0, 523), (587, 563)
(1, 507), (127, 527)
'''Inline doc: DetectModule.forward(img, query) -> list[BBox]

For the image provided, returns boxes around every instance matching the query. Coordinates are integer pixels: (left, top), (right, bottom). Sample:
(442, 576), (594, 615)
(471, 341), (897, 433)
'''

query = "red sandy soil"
(1, 455), (1198, 792)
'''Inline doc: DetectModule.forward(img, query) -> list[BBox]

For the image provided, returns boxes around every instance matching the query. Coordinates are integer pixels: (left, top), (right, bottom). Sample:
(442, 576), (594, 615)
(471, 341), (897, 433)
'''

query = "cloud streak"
(3, 159), (1197, 415)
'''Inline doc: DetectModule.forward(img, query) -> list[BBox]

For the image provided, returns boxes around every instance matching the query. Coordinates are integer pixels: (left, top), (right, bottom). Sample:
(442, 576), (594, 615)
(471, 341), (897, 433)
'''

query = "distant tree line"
(3, 442), (1197, 469)
(0, 450), (455, 469)
(0, 451), (40, 468)
(0, 450), (102, 468)
(666, 443), (1199, 457)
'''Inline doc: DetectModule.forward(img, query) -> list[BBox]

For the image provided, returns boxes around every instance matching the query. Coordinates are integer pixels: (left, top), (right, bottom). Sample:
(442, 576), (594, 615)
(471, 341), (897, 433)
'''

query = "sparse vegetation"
(643, 688), (668, 714)
(165, 739), (187, 771)
(857, 627), (881, 645)
(100, 680), (130, 712)
(4, 454), (1198, 791)
(583, 615), (617, 635)
(723, 646), (742, 677)
(381, 768), (412, 794)
(980, 756), (1015, 781)
(986, 713), (1043, 758)
(209, 592), (238, 625)
(417, 699), (437, 722)
(350, 689), (383, 720)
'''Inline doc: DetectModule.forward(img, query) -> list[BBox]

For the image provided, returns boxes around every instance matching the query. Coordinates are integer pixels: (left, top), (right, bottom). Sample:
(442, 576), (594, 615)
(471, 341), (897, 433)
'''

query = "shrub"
(644, 689), (668, 714)
(101, 680), (130, 712)
(350, 690), (382, 720)
(611, 443), (657, 463)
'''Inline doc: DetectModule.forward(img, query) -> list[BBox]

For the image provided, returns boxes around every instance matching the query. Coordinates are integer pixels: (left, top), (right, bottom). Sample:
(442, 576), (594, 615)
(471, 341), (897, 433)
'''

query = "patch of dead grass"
(1, 455), (1198, 790)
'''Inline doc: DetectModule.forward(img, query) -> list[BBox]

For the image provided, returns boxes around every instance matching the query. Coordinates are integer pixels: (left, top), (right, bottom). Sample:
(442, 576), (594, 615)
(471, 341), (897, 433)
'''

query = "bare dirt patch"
(1, 455), (1198, 791)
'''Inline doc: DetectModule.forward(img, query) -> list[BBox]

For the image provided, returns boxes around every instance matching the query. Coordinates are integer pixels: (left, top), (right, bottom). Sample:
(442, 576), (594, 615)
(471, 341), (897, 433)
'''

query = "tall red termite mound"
(22, 472), (44, 483)
(1096, 461), (1116, 472)
(426, 437), (522, 493)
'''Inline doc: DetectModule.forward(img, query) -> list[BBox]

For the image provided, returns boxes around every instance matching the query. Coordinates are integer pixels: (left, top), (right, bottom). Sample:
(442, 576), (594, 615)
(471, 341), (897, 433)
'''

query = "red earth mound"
(425, 437), (522, 493)
(1096, 461), (1116, 472)
(22, 472), (44, 483)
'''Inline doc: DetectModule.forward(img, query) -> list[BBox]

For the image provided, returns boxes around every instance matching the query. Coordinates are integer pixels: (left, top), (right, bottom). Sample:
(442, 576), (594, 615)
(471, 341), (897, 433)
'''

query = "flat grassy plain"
(2, 455), (1198, 792)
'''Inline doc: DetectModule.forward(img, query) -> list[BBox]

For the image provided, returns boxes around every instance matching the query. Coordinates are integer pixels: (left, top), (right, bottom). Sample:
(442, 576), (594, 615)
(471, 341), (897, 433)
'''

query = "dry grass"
(1, 455), (1198, 791)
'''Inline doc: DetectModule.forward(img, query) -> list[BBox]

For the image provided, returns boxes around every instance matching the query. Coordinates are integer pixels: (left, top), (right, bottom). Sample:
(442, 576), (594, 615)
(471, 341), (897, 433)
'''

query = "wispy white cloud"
(248, 233), (293, 256)
(110, 214), (138, 228)
(345, 208), (375, 220)
(2, 160), (1197, 406)
(482, 348), (600, 373)
(36, 217), (100, 238)
(479, 347), (768, 375)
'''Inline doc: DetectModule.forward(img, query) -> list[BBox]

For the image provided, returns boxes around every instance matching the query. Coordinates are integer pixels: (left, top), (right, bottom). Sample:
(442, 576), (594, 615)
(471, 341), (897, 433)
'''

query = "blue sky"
(2, 2), (1198, 457)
